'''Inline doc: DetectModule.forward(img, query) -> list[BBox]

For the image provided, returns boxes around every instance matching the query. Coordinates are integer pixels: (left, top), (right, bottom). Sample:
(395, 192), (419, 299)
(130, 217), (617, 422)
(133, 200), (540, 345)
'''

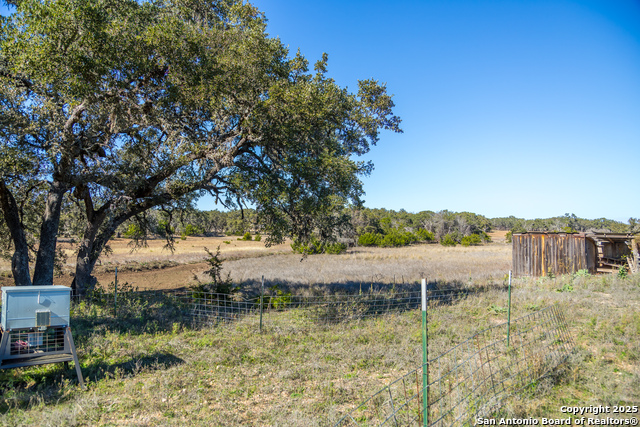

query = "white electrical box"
(1, 286), (71, 330)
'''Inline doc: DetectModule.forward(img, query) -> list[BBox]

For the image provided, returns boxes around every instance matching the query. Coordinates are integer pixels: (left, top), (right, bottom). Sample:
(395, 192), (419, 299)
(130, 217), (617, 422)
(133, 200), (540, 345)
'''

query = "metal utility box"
(0, 286), (85, 389)
(1, 286), (71, 330)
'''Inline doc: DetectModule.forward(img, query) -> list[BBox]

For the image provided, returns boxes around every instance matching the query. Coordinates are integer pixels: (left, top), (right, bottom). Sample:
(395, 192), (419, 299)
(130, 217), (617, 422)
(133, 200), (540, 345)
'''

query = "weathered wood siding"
(512, 233), (597, 277)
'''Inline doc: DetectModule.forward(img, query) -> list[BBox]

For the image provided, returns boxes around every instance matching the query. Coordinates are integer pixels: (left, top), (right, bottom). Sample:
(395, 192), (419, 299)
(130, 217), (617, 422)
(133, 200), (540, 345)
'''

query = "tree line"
(105, 208), (638, 248)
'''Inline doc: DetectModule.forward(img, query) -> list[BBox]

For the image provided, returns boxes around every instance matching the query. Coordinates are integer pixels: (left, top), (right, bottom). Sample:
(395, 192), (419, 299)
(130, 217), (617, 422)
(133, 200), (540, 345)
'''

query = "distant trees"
(420, 210), (491, 244)
(490, 214), (631, 234)
(349, 208), (490, 248)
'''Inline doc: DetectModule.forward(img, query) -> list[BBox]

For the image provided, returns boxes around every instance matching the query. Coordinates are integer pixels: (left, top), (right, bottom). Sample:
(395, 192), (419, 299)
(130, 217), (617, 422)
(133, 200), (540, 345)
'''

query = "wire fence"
(16, 284), (471, 328)
(187, 286), (469, 326)
(335, 304), (574, 427)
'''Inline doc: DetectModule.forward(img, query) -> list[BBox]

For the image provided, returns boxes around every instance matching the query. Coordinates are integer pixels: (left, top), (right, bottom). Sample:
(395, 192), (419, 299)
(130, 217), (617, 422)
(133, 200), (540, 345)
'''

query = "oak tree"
(0, 0), (401, 294)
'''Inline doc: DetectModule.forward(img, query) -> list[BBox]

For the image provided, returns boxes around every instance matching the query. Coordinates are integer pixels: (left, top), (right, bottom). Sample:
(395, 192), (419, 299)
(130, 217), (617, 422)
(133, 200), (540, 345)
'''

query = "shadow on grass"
(82, 351), (184, 383)
(237, 277), (509, 298)
(0, 352), (183, 413)
(248, 279), (511, 325)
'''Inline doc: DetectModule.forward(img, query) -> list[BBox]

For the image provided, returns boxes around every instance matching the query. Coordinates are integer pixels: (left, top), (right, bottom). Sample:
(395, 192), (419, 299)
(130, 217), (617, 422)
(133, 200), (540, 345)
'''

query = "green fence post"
(421, 278), (429, 427)
(507, 270), (512, 347)
(114, 266), (118, 318)
(259, 275), (264, 333)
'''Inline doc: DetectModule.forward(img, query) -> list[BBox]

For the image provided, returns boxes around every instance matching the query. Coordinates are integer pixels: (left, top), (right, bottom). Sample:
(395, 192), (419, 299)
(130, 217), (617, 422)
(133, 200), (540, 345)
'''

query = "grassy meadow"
(0, 238), (638, 426)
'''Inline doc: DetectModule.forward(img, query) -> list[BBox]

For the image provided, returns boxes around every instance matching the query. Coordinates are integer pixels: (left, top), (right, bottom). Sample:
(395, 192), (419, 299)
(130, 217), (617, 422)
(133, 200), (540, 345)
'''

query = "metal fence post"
(260, 275), (264, 333)
(507, 270), (512, 347)
(421, 278), (429, 427)
(114, 266), (118, 317)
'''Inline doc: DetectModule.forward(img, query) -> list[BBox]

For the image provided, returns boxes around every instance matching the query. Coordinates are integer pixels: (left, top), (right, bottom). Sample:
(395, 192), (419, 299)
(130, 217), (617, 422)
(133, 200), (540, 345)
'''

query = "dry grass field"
(1, 233), (512, 292)
(0, 233), (638, 426)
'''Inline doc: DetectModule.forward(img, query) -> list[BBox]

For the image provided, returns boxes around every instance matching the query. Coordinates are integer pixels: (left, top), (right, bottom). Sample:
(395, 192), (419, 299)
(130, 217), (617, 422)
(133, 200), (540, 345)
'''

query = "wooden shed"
(512, 232), (636, 277)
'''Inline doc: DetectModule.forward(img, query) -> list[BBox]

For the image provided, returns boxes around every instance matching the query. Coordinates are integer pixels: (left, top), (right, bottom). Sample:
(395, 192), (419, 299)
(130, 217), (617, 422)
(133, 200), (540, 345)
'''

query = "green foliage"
(254, 233), (262, 242)
(197, 246), (236, 295)
(617, 266), (628, 280)
(291, 236), (347, 255)
(505, 230), (513, 243)
(182, 224), (203, 237)
(460, 234), (482, 247)
(573, 269), (591, 279)
(123, 224), (144, 239)
(379, 229), (417, 247)
(158, 220), (175, 236)
(265, 285), (293, 310)
(357, 228), (419, 248)
(492, 213), (631, 234)
(487, 304), (507, 314)
(325, 242), (347, 254)
(358, 232), (383, 247)
(240, 232), (252, 241)
(440, 233), (458, 247)
(416, 228), (434, 242)
(556, 283), (574, 293)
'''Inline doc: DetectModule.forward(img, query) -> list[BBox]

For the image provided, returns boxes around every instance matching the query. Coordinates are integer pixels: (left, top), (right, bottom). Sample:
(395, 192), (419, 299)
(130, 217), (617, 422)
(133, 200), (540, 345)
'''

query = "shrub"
(197, 245), (237, 295)
(123, 223), (143, 238)
(380, 231), (406, 247)
(461, 234), (482, 247)
(254, 233), (262, 242)
(505, 230), (513, 243)
(183, 223), (203, 237)
(292, 237), (322, 254)
(358, 232), (383, 247)
(291, 237), (347, 255)
(416, 228), (435, 242)
(617, 266), (628, 279)
(240, 232), (252, 241)
(440, 233), (458, 247)
(325, 242), (347, 254)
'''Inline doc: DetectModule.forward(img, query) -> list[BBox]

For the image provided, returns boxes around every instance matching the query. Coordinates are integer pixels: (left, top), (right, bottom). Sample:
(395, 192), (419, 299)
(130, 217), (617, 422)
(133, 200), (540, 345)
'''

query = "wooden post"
(507, 270), (512, 347)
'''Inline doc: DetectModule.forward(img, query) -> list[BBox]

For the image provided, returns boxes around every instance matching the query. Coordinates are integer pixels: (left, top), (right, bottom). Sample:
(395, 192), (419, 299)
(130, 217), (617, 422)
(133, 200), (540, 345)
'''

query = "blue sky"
(248, 0), (640, 222)
(2, 1), (639, 222)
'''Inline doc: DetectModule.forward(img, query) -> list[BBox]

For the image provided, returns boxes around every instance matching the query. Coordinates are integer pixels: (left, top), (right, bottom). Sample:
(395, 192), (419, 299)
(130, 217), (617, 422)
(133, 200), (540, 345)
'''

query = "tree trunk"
(72, 221), (104, 297)
(0, 180), (32, 286)
(72, 255), (98, 298)
(72, 209), (124, 297)
(32, 181), (68, 286)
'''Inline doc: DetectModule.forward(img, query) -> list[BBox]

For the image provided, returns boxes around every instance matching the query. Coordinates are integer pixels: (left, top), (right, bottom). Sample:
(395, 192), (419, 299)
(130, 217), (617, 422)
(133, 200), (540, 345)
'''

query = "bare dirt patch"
(488, 230), (509, 243)
(1, 236), (291, 289)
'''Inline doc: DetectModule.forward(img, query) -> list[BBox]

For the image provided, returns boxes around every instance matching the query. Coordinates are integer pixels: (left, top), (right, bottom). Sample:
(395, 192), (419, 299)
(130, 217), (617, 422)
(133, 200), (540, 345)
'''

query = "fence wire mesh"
(257, 287), (467, 325)
(1, 327), (66, 357)
(335, 304), (574, 427)
(40, 285), (470, 327)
